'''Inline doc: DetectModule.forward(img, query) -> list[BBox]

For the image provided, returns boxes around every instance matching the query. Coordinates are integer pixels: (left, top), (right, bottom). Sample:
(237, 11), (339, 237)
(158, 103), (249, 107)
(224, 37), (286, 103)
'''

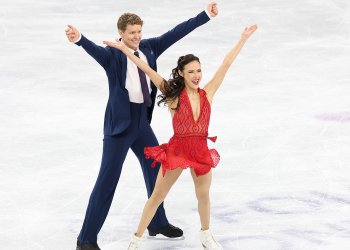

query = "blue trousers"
(78, 103), (169, 243)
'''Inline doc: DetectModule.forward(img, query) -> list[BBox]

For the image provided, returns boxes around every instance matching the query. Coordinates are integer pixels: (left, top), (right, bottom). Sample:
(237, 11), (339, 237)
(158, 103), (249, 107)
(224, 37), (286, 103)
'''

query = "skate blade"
(146, 235), (185, 241)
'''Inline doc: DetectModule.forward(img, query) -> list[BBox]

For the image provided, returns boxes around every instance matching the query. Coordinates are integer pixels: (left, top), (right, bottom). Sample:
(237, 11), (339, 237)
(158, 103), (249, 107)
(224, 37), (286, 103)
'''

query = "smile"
(192, 80), (200, 85)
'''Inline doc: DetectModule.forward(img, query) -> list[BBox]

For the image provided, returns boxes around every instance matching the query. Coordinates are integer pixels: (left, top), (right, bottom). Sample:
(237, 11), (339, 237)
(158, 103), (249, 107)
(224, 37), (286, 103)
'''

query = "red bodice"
(173, 87), (211, 137)
(144, 88), (220, 176)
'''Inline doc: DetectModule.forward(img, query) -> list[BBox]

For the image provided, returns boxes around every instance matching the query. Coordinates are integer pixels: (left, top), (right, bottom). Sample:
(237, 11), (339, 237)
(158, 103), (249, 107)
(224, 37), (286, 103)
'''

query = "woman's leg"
(135, 166), (183, 237)
(191, 169), (223, 249)
(190, 169), (212, 230)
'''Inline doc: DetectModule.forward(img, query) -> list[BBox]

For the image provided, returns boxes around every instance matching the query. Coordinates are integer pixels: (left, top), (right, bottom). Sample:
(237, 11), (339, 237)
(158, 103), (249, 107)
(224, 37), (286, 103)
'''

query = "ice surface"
(1, 0), (350, 249)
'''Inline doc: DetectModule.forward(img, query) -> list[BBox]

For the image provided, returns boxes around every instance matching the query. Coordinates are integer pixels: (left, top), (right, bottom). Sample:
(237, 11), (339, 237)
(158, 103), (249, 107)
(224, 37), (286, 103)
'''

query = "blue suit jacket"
(76, 11), (210, 136)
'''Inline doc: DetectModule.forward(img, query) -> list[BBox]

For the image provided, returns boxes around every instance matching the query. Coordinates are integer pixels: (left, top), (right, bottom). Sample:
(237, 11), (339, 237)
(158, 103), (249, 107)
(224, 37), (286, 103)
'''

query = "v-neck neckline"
(184, 88), (202, 123)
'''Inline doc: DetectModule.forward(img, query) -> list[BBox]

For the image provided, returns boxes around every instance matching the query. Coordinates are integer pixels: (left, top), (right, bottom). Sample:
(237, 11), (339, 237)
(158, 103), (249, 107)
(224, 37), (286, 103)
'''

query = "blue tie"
(134, 51), (152, 107)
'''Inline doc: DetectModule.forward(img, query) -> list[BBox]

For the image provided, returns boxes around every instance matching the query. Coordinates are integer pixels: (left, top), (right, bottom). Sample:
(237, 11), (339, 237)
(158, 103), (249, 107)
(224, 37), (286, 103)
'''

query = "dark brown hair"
(117, 13), (143, 31)
(158, 54), (200, 110)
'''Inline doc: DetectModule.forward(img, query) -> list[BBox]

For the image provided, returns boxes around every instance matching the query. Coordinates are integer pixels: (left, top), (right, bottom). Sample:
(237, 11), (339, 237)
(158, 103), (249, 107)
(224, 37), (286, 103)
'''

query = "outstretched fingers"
(242, 24), (258, 39)
(102, 39), (124, 50)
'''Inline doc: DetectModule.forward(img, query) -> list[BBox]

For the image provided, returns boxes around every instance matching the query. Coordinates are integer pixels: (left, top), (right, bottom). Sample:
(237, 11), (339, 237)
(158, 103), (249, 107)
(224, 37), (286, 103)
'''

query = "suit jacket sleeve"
(75, 34), (112, 68)
(145, 11), (210, 58)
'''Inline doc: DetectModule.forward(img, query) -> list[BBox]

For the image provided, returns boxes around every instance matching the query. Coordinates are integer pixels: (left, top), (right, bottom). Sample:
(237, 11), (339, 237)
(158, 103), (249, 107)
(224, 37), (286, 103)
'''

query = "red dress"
(144, 88), (220, 177)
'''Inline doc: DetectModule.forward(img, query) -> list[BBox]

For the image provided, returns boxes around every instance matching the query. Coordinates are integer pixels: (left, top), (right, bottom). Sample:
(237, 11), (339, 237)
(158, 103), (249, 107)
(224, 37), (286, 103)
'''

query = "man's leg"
(78, 135), (131, 244)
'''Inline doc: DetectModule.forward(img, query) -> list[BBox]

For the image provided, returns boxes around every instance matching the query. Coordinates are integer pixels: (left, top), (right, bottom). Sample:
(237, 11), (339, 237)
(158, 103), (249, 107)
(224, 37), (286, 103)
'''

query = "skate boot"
(199, 229), (223, 250)
(127, 234), (142, 250)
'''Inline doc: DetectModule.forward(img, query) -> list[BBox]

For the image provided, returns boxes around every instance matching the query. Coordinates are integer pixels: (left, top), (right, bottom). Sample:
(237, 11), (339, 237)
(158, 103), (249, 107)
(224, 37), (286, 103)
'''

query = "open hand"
(242, 24), (258, 40)
(206, 1), (218, 17)
(65, 24), (80, 43)
(102, 39), (126, 51)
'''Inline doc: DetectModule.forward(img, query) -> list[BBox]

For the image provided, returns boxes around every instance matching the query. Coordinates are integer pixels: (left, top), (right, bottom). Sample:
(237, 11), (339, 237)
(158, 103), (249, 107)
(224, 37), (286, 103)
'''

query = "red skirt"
(144, 135), (220, 177)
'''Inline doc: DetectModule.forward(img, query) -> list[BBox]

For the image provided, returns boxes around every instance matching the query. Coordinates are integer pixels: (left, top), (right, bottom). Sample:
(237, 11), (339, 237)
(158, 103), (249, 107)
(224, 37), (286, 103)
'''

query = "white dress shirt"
(124, 46), (151, 103)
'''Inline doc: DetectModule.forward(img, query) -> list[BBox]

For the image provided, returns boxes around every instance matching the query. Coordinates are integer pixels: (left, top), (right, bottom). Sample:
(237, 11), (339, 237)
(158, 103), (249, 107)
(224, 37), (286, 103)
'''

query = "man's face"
(119, 24), (142, 50)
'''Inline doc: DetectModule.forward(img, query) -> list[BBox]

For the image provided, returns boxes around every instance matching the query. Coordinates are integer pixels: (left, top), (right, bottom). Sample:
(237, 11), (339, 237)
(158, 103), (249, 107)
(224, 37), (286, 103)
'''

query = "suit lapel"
(139, 43), (156, 68)
(120, 52), (127, 88)
(139, 44), (157, 92)
(139, 42), (158, 121)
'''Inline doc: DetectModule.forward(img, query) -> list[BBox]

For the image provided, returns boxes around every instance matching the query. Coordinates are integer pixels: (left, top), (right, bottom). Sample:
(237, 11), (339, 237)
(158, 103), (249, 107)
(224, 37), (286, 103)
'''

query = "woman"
(103, 24), (257, 250)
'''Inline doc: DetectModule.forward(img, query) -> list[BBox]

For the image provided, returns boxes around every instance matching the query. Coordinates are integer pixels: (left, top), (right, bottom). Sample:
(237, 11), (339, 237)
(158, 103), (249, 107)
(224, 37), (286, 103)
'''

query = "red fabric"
(144, 88), (220, 177)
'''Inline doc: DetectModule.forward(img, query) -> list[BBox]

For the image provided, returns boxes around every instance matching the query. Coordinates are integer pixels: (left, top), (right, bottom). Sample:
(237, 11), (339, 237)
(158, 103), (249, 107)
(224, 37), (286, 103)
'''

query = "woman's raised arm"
(204, 25), (257, 99)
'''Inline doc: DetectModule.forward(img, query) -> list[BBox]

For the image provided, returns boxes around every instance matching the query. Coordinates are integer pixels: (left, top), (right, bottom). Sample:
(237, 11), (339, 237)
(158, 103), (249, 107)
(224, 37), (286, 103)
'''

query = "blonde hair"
(117, 13), (143, 31)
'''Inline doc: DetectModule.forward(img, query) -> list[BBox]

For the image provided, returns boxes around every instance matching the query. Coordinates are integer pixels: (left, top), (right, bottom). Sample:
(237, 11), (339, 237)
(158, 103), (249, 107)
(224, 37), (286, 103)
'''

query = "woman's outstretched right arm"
(103, 40), (165, 91)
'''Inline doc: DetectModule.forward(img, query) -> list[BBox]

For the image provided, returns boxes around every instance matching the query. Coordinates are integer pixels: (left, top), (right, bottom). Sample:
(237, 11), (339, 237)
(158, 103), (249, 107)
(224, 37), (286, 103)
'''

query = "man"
(65, 2), (218, 249)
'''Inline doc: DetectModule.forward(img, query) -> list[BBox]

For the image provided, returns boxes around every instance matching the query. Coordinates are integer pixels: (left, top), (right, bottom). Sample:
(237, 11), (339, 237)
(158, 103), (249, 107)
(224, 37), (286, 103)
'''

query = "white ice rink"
(1, 0), (350, 249)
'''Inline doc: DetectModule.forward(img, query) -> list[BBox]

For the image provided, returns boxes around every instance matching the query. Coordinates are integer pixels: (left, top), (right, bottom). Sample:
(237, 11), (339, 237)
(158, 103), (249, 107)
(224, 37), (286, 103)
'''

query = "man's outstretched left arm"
(146, 2), (218, 58)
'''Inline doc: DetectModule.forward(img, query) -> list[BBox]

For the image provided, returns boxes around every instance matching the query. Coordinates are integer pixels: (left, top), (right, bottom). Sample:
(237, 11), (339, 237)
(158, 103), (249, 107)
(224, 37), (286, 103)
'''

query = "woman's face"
(180, 60), (202, 90)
